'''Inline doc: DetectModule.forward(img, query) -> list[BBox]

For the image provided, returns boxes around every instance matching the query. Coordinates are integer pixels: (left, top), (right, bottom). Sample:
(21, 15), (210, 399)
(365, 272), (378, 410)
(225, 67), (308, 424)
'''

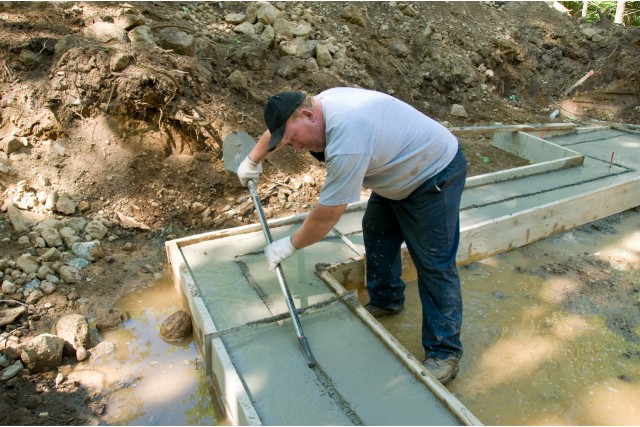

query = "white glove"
(265, 236), (298, 271)
(237, 156), (260, 186)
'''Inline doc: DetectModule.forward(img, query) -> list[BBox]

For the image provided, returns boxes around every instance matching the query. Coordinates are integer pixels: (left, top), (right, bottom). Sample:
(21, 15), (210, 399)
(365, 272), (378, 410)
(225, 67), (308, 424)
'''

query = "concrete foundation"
(167, 126), (640, 426)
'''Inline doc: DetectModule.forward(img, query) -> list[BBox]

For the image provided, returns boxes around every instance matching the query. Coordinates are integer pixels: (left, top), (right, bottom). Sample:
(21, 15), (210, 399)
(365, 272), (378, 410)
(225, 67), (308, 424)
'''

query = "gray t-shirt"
(316, 88), (458, 206)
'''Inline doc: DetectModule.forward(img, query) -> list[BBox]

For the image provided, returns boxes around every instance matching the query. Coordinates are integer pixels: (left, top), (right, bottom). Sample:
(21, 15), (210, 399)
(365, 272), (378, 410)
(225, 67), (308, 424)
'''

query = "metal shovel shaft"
(247, 180), (316, 368)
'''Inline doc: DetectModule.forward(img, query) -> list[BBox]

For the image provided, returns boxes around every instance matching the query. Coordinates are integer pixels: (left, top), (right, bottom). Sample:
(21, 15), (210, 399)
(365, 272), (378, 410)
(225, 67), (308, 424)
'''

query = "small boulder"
(34, 219), (63, 234)
(54, 34), (82, 55)
(21, 334), (65, 372)
(7, 204), (32, 233)
(40, 228), (62, 248)
(84, 22), (126, 43)
(60, 266), (82, 284)
(95, 308), (123, 331)
(25, 289), (43, 305)
(341, 4), (365, 27)
(76, 346), (88, 361)
(316, 43), (333, 67)
(42, 248), (61, 262)
(72, 241), (105, 262)
(228, 70), (248, 87)
(55, 196), (75, 215)
(44, 192), (58, 211)
(158, 28), (196, 56)
(88, 341), (116, 360)
(55, 314), (91, 350)
(273, 18), (293, 40)
(68, 257), (89, 270)
(39, 281), (56, 295)
(159, 310), (193, 340)
(2, 136), (23, 155)
(389, 40), (409, 57)
(16, 255), (39, 274)
(2, 281), (17, 294)
(110, 52), (132, 71)
(256, 3), (277, 25)
(225, 13), (246, 24)
(37, 265), (55, 280)
(64, 218), (87, 234)
(1, 360), (23, 381)
(84, 220), (108, 240)
(128, 25), (157, 46)
(24, 395), (43, 409)
(19, 51), (37, 67)
(450, 104), (468, 118)
(234, 22), (255, 35)
(114, 14), (144, 31)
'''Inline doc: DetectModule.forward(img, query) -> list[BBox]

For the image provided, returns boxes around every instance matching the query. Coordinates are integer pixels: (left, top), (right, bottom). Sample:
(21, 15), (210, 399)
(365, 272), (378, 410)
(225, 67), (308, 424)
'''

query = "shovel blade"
(223, 130), (263, 173)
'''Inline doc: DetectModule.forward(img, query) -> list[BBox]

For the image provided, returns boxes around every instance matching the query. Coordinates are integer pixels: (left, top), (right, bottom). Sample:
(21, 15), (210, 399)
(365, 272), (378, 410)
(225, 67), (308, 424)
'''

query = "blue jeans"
(363, 149), (467, 360)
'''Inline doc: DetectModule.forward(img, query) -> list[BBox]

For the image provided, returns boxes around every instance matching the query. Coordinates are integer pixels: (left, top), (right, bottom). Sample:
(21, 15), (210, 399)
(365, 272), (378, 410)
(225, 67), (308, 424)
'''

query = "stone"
(2, 281), (17, 294)
(54, 34), (82, 56)
(76, 346), (88, 361)
(0, 259), (9, 271)
(84, 220), (108, 240)
(260, 25), (275, 44)
(245, 5), (258, 24)
(305, 57), (319, 72)
(16, 255), (39, 274)
(35, 219), (63, 234)
(72, 241), (105, 262)
(67, 289), (80, 301)
(295, 39), (316, 59)
(20, 51), (37, 67)
(279, 41), (297, 56)
(44, 192), (58, 211)
(128, 25), (156, 46)
(68, 258), (89, 270)
(84, 22), (125, 43)
(63, 218), (87, 234)
(40, 228), (62, 248)
(6, 407), (30, 423)
(234, 22), (255, 35)
(229, 70), (248, 87)
(25, 290), (43, 305)
(0, 162), (10, 174)
(2, 136), (23, 154)
(41, 248), (61, 263)
(55, 314), (90, 350)
(316, 43), (333, 67)
(273, 18), (293, 40)
(581, 27), (598, 39)
(158, 28), (196, 56)
(20, 334), (64, 372)
(159, 310), (193, 340)
(18, 235), (30, 245)
(303, 175), (316, 187)
(389, 40), (409, 57)
(110, 52), (132, 71)
(55, 196), (75, 215)
(256, 3), (277, 25)
(6, 376), (21, 387)
(78, 201), (90, 212)
(25, 395), (42, 409)
(114, 14), (144, 31)
(46, 274), (59, 284)
(1, 360), (23, 381)
(225, 13), (246, 24)
(60, 266), (82, 284)
(95, 308), (123, 331)
(450, 104), (468, 118)
(7, 204), (32, 232)
(293, 23), (313, 38)
(37, 265), (54, 280)
(116, 212), (150, 230)
(0, 306), (25, 327)
(341, 4), (365, 27)
(39, 281), (56, 295)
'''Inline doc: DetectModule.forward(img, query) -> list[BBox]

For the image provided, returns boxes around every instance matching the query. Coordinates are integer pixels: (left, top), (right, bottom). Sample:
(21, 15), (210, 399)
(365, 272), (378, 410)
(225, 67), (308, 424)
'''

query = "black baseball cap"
(264, 91), (306, 151)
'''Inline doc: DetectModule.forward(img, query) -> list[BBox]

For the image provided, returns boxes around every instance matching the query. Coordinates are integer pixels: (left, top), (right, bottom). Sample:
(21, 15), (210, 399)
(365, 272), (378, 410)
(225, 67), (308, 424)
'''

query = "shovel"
(223, 130), (316, 368)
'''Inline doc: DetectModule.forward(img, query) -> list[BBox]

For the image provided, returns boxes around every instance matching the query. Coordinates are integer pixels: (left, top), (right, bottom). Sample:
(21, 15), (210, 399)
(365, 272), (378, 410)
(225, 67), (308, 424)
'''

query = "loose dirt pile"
(0, 1), (639, 424)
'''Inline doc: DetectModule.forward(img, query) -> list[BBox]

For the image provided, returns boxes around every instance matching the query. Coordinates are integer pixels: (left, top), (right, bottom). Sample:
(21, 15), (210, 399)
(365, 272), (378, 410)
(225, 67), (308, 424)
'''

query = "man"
(237, 88), (467, 385)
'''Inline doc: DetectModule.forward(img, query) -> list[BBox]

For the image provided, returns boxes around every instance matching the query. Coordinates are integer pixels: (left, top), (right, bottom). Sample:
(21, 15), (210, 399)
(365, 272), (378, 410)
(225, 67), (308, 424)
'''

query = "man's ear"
(300, 109), (315, 121)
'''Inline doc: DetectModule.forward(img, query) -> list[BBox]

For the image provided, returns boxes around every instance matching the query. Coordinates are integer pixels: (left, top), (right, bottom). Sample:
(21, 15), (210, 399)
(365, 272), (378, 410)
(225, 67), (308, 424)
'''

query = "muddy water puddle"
(64, 274), (225, 425)
(375, 211), (640, 425)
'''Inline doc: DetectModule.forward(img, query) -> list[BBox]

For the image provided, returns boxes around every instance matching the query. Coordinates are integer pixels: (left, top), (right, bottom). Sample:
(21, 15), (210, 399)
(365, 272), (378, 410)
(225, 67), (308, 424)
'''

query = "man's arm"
(291, 203), (347, 249)
(248, 130), (286, 163)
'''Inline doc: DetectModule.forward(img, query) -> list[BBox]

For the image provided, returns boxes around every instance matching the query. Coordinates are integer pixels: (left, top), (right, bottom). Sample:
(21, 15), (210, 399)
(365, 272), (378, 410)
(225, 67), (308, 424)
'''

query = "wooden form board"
(166, 242), (262, 426)
(315, 266), (482, 426)
(449, 122), (577, 136)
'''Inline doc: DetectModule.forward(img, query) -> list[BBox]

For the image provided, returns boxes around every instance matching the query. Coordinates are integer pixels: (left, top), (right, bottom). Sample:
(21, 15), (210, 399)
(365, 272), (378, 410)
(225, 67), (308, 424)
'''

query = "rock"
(39, 281), (56, 295)
(341, 4), (365, 27)
(0, 306), (26, 327)
(25, 277), (40, 292)
(256, 3), (277, 25)
(78, 201), (90, 212)
(54, 34), (82, 56)
(295, 39), (316, 59)
(76, 346), (88, 361)
(55, 196), (75, 215)
(6, 407), (30, 423)
(55, 314), (90, 350)
(60, 266), (82, 284)
(260, 25), (275, 44)
(293, 23), (313, 38)
(225, 13), (246, 24)
(25, 290), (43, 305)
(17, 255), (39, 274)
(330, 47), (346, 71)
(128, 25), (156, 46)
(68, 258), (89, 270)
(117, 212), (150, 230)
(20, 334), (64, 372)
(40, 228), (62, 248)
(123, 242), (134, 251)
(2, 281), (17, 294)
(1, 360), (23, 381)
(67, 289), (80, 301)
(581, 27), (598, 39)
(19, 50), (37, 67)
(114, 14), (144, 31)
(245, 5), (258, 24)
(95, 309), (123, 331)
(316, 42), (333, 67)
(84, 221), (108, 240)
(35, 219), (63, 234)
(6, 376), (21, 387)
(2, 136), (23, 155)
(0, 259), (9, 271)
(389, 40), (409, 57)
(273, 18), (293, 40)
(72, 241), (105, 262)
(110, 52), (132, 71)
(84, 22), (126, 43)
(0, 162), (10, 174)
(7, 204), (32, 232)
(158, 28), (196, 56)
(234, 22), (255, 34)
(88, 341), (116, 360)
(306, 57), (319, 72)
(431, 32), (442, 41)
(17, 235), (30, 245)
(63, 218), (87, 234)
(450, 104), (468, 118)
(279, 41), (297, 56)
(159, 310), (193, 340)
(25, 395), (42, 409)
(303, 175), (316, 187)
(44, 192), (58, 211)
(276, 56), (305, 79)
(46, 275), (59, 284)
(41, 248), (61, 263)
(229, 70), (248, 87)
(37, 265), (54, 280)
(59, 227), (78, 246)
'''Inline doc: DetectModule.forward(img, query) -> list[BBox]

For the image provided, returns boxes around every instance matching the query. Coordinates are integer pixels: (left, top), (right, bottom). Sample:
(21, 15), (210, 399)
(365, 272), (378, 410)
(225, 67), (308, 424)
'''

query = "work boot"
(364, 303), (404, 319)
(422, 357), (460, 385)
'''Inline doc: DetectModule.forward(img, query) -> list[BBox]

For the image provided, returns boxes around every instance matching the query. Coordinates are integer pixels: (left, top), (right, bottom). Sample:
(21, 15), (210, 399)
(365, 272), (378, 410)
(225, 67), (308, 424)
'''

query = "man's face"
(280, 110), (326, 153)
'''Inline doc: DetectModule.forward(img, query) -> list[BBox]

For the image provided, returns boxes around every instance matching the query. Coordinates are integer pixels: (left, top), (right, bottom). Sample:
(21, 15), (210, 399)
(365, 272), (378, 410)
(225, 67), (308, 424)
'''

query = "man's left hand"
(264, 236), (298, 271)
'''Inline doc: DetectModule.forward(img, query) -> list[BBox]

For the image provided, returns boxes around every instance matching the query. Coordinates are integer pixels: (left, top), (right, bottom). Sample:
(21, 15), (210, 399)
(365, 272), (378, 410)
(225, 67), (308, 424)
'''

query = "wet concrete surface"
(65, 274), (224, 426)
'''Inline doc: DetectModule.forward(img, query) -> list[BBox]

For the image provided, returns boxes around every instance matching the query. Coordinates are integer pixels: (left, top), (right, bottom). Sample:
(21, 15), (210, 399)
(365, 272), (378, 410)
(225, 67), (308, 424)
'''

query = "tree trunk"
(582, 1), (589, 17)
(615, 0), (627, 24)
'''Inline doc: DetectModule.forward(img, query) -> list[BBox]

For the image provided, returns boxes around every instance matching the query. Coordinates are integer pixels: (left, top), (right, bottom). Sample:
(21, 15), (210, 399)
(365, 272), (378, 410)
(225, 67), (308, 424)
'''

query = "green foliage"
(560, 1), (640, 26)
(482, 156), (490, 163)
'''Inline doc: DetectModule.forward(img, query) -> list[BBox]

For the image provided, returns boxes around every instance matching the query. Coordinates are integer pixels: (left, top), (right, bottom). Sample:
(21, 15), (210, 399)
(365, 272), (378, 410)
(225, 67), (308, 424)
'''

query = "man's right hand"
(237, 156), (260, 186)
